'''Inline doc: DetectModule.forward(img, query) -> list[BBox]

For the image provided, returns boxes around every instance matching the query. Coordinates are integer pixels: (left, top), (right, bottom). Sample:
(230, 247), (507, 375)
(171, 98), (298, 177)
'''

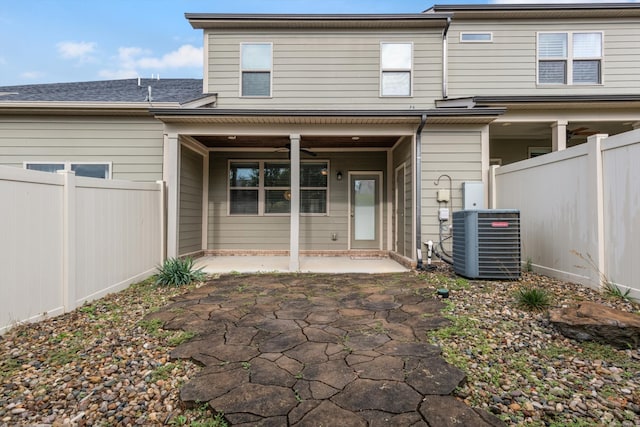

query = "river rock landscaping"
(0, 269), (639, 426)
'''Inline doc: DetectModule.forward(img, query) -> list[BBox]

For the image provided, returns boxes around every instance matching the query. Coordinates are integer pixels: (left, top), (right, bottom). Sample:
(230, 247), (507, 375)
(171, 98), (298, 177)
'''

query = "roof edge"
(150, 108), (505, 117)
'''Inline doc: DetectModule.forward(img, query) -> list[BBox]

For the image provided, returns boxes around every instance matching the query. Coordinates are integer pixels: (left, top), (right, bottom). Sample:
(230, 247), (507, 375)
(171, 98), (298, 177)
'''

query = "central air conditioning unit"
(452, 209), (521, 280)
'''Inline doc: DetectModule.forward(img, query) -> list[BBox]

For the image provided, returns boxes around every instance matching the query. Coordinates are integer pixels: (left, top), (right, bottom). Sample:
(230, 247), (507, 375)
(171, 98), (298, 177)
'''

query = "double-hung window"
(228, 160), (328, 216)
(241, 43), (272, 97)
(24, 161), (111, 179)
(538, 32), (602, 85)
(381, 42), (413, 96)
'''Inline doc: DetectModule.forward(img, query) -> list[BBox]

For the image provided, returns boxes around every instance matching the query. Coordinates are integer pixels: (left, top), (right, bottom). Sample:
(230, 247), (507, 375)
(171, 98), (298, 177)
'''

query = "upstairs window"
(381, 43), (412, 96)
(460, 32), (493, 43)
(241, 43), (272, 97)
(538, 32), (602, 85)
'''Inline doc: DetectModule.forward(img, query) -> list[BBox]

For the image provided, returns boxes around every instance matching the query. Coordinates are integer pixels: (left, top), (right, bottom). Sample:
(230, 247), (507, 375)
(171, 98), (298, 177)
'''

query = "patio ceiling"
(490, 121), (634, 144)
(192, 134), (401, 149)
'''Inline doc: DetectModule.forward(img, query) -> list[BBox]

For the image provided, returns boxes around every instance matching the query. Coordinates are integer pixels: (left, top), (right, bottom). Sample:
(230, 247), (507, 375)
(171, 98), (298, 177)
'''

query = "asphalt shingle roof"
(0, 78), (203, 103)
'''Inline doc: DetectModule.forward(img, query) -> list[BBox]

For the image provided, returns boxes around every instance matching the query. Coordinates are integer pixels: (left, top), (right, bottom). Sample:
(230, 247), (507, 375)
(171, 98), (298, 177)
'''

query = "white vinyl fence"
(0, 167), (164, 334)
(492, 130), (640, 300)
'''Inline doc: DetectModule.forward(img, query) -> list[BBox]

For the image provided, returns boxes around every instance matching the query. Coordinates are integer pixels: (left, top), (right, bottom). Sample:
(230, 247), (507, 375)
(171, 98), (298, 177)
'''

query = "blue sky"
(0, 0), (637, 86)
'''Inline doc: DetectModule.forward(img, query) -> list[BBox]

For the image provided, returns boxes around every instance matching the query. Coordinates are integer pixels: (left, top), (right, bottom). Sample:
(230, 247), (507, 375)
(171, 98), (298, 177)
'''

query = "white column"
(289, 134), (301, 271)
(551, 120), (568, 152)
(163, 133), (180, 258)
(59, 170), (76, 312)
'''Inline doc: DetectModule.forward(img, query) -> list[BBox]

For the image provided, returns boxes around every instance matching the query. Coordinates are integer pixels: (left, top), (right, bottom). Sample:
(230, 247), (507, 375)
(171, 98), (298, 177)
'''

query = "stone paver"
(147, 273), (506, 426)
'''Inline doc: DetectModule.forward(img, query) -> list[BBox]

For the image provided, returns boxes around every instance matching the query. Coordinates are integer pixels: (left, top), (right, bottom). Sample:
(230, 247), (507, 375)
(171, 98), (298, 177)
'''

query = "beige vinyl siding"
(208, 151), (387, 251)
(392, 136), (413, 259)
(179, 146), (204, 256)
(0, 116), (164, 181)
(447, 19), (640, 97)
(421, 127), (484, 250)
(206, 29), (442, 109)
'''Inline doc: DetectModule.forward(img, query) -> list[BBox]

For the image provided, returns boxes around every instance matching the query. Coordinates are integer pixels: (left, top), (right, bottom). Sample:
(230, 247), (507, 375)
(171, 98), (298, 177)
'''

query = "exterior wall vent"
(452, 209), (521, 279)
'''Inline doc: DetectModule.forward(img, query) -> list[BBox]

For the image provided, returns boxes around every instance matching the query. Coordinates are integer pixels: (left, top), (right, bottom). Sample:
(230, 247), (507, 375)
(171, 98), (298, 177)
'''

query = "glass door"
(350, 174), (381, 249)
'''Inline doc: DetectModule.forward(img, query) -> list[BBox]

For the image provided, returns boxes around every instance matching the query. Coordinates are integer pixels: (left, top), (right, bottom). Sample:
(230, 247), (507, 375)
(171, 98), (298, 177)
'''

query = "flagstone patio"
(145, 273), (506, 426)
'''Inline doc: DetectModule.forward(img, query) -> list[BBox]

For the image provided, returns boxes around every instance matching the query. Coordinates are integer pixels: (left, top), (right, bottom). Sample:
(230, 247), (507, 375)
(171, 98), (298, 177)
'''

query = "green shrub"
(515, 287), (551, 311)
(155, 257), (206, 287)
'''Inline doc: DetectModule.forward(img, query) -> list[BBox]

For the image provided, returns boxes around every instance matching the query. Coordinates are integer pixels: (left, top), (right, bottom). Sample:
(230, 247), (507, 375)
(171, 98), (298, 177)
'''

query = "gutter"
(442, 16), (451, 99)
(415, 113), (427, 270)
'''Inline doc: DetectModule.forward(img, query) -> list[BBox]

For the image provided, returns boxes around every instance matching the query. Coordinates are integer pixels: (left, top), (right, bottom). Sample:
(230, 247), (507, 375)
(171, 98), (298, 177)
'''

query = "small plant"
(168, 331), (196, 346)
(572, 250), (637, 303)
(156, 257), (206, 287)
(524, 257), (533, 272)
(603, 281), (634, 302)
(515, 286), (551, 311)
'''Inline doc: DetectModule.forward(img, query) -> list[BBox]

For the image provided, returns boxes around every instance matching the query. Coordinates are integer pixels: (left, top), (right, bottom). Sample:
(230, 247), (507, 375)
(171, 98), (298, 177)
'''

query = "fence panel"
(494, 131), (640, 300)
(602, 130), (640, 295)
(0, 166), (163, 334)
(75, 178), (163, 305)
(0, 168), (65, 333)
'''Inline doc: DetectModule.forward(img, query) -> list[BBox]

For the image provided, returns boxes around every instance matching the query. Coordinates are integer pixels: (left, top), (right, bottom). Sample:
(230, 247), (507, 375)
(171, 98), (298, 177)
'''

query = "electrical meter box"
(462, 182), (484, 210)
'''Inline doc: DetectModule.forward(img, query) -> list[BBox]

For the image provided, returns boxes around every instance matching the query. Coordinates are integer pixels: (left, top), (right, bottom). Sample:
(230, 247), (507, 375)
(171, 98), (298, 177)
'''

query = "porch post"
(551, 120), (567, 152)
(289, 134), (301, 271)
(163, 132), (180, 259)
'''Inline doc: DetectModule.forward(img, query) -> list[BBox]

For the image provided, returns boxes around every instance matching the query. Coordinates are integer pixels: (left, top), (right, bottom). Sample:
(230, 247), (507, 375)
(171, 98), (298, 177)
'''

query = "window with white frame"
(381, 42), (412, 96)
(228, 160), (328, 216)
(241, 43), (272, 97)
(538, 32), (602, 85)
(24, 161), (111, 179)
(460, 32), (493, 43)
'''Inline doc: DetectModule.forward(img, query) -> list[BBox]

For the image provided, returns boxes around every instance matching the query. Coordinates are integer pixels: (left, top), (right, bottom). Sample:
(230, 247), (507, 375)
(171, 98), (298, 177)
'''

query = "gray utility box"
(462, 181), (484, 210)
(452, 209), (521, 280)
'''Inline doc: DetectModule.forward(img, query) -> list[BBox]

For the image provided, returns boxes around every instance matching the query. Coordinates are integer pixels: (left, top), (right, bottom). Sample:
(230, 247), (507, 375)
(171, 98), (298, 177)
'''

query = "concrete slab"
(194, 256), (409, 274)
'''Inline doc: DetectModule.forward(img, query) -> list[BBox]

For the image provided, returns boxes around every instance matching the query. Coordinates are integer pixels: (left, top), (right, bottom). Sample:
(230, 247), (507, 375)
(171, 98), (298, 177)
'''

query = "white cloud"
(57, 41), (96, 59)
(21, 71), (45, 80)
(136, 45), (203, 69)
(98, 44), (202, 80)
(97, 69), (139, 80)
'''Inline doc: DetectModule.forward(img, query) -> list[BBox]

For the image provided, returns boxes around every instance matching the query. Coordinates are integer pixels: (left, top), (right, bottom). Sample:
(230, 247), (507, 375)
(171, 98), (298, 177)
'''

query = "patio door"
(350, 173), (382, 250)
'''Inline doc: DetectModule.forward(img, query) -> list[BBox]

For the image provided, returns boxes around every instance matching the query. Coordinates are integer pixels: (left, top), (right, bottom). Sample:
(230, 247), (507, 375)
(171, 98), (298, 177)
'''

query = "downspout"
(442, 17), (451, 99)
(415, 113), (427, 270)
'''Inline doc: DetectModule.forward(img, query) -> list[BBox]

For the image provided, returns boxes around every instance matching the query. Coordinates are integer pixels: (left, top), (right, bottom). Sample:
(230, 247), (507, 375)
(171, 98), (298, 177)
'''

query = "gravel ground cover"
(0, 270), (639, 426)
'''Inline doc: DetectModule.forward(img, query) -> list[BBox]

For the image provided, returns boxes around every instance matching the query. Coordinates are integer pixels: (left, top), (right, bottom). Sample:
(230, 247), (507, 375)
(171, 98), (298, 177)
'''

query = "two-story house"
(1, 4), (639, 271)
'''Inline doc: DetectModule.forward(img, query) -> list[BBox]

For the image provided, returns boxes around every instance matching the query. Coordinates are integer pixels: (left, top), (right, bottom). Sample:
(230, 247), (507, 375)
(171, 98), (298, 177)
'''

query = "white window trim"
(227, 159), (330, 217)
(536, 31), (604, 86)
(380, 42), (413, 98)
(239, 42), (273, 98)
(23, 161), (112, 179)
(460, 32), (493, 43)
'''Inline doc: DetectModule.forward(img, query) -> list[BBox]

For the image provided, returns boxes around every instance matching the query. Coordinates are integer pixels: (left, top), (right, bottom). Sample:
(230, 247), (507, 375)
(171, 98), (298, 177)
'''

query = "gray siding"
(448, 19), (640, 97)
(179, 146), (204, 256)
(0, 116), (164, 181)
(421, 127), (484, 251)
(392, 136), (413, 259)
(208, 151), (387, 251)
(206, 29), (442, 109)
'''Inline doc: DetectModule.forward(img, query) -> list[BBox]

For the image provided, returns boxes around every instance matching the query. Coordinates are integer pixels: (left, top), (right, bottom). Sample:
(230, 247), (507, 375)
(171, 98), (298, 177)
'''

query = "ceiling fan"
(567, 126), (599, 140)
(276, 143), (317, 159)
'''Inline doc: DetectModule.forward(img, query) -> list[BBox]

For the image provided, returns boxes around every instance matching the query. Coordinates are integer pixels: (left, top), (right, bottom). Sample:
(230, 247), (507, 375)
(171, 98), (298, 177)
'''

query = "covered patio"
(194, 254), (409, 274)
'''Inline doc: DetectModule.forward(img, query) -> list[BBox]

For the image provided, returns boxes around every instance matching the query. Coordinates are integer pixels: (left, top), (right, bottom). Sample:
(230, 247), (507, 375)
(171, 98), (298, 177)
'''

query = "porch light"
(336, 171), (343, 181)
(352, 136), (360, 141)
(227, 135), (237, 140)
